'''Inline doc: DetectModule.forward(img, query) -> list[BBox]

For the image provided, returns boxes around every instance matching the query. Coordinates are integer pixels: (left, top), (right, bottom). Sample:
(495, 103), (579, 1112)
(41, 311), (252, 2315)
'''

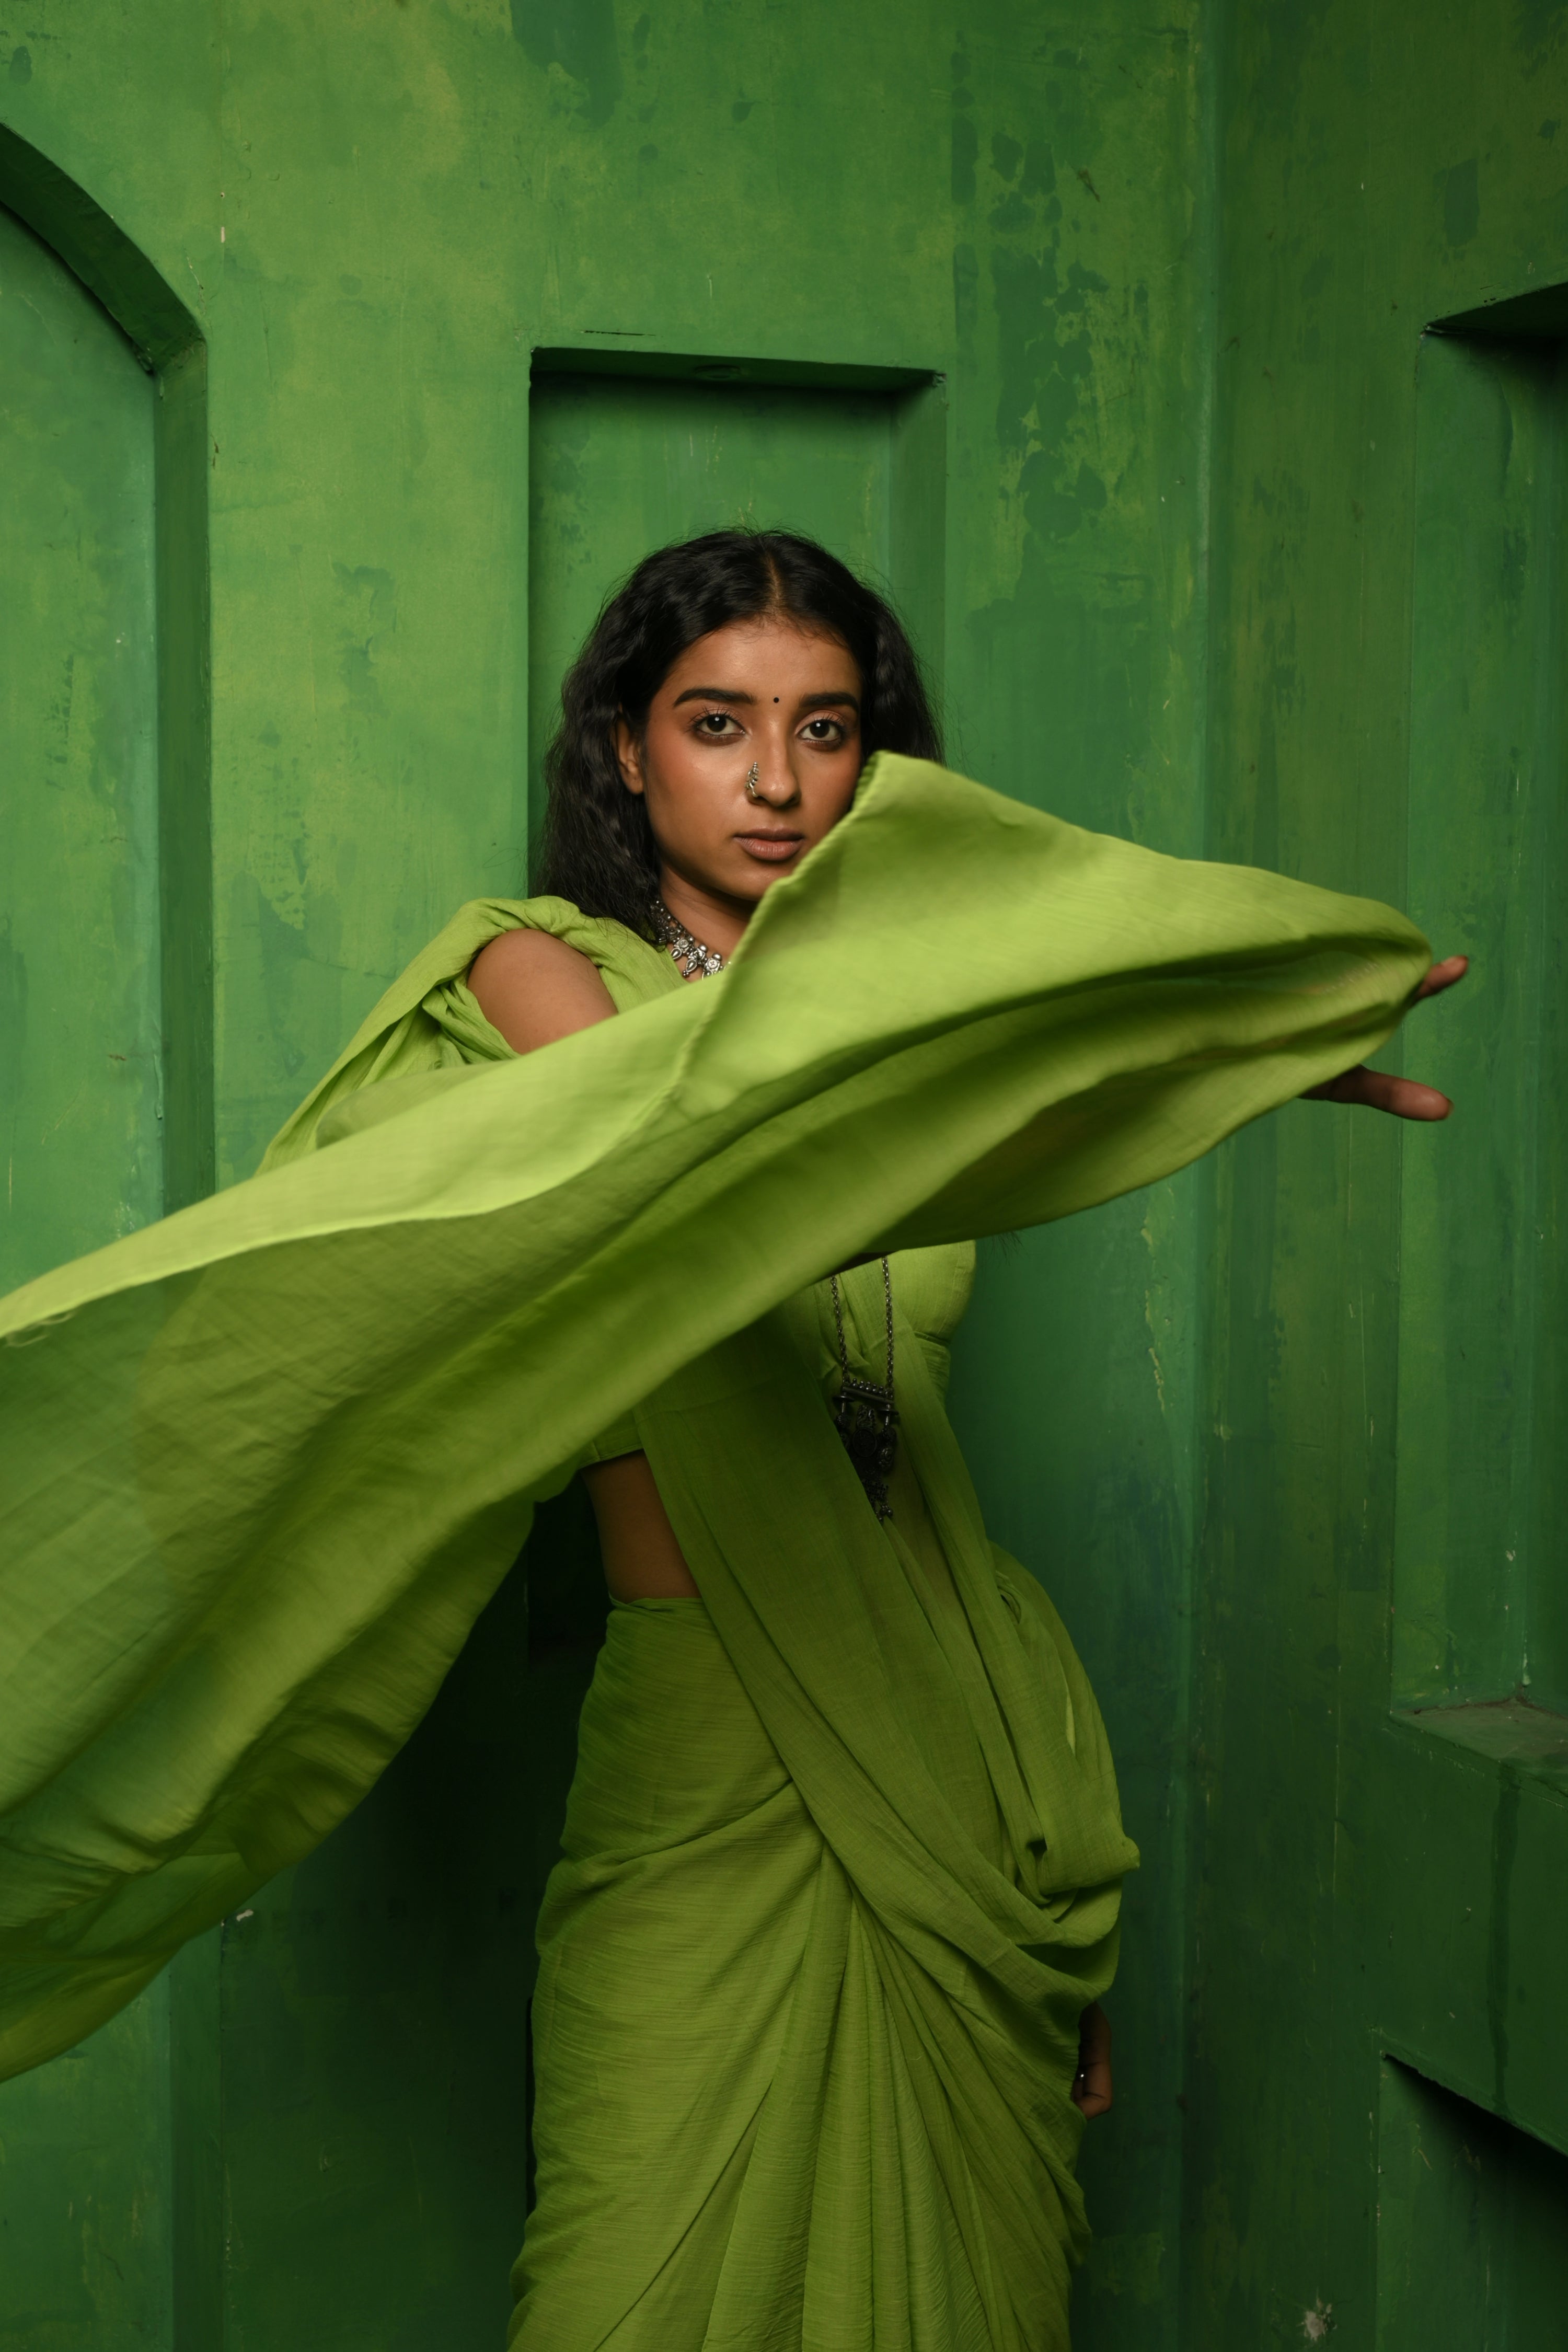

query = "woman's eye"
(694, 711), (739, 737)
(801, 717), (847, 745)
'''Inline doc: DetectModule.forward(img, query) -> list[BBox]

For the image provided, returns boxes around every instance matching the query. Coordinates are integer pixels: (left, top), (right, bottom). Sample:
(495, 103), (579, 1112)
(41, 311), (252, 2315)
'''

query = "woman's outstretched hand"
(1073, 2002), (1113, 2119)
(1302, 954), (1469, 1120)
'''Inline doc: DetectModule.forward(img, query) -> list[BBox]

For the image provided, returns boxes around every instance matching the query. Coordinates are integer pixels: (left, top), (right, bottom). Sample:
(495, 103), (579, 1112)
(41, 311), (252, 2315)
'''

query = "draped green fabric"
(0, 756), (1429, 2345)
(521, 1254), (1134, 2351)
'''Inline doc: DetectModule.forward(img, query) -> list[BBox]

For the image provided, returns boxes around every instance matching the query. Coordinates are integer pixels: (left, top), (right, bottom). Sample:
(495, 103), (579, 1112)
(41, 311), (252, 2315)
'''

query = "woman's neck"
(656, 870), (758, 963)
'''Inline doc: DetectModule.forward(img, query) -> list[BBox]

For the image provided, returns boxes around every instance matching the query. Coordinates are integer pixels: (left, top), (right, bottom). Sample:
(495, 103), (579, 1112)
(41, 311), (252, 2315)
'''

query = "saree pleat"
(0, 755), (1432, 2345)
(597, 1299), (1119, 2350)
(520, 1601), (810, 2346)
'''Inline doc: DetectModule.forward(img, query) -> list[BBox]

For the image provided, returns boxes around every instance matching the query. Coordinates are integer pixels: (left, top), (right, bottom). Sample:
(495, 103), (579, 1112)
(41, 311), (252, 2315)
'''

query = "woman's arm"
(468, 928), (618, 1054)
(468, 928), (699, 1597)
(580, 1450), (701, 1601)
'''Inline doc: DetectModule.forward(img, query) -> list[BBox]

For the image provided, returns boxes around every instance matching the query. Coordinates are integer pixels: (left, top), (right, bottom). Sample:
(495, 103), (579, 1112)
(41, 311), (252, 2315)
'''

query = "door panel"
(0, 200), (160, 1295)
(0, 201), (170, 2346)
(528, 364), (942, 849)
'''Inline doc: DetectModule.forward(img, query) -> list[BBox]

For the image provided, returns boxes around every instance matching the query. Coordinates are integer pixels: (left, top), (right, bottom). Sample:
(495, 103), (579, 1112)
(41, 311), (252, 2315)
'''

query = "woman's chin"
(734, 841), (809, 877)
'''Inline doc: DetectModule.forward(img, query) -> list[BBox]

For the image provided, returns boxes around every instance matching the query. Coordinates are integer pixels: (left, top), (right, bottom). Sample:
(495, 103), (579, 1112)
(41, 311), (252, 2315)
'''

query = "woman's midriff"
(581, 1449), (701, 1600)
(583, 1437), (967, 1612)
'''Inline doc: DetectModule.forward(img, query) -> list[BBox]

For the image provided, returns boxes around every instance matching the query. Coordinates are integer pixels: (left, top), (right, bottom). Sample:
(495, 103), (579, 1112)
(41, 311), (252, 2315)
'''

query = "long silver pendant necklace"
(652, 896), (727, 979)
(828, 1258), (898, 1519)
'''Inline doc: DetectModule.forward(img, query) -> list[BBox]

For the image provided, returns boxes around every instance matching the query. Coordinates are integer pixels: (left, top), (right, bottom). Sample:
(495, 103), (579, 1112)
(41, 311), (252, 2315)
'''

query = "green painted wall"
(1398, 319), (1568, 1717)
(0, 180), (180, 2350)
(1376, 2059), (1568, 2349)
(2, 0), (1566, 2345)
(1191, 1), (1568, 2344)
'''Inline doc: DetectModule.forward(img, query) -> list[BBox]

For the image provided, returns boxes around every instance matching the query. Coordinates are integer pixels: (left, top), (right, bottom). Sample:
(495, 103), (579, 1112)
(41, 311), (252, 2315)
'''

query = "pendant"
(832, 1373), (900, 1520)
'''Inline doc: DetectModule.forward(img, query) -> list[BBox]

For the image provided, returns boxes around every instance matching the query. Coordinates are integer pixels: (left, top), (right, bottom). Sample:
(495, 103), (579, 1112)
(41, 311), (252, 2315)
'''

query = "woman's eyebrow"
(670, 686), (862, 710)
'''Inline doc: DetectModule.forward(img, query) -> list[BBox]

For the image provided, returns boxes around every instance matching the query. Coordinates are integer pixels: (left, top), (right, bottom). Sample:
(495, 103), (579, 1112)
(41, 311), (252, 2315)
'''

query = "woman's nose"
(746, 756), (801, 808)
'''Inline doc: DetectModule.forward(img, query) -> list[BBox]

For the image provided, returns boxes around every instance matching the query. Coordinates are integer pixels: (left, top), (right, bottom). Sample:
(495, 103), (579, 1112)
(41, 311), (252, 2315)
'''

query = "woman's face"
(615, 616), (863, 929)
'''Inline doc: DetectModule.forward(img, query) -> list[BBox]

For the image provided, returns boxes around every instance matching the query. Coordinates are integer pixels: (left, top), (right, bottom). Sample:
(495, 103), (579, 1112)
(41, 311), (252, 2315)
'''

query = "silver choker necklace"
(652, 897), (727, 978)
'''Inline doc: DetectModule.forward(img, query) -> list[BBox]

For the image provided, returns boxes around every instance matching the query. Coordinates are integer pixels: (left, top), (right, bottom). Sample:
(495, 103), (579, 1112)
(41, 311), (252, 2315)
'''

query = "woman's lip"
(736, 832), (806, 862)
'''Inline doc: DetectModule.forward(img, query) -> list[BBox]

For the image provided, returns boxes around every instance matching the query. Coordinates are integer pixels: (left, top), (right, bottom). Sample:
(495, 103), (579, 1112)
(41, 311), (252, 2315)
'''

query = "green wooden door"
(0, 199), (176, 2347)
(0, 202), (160, 1290)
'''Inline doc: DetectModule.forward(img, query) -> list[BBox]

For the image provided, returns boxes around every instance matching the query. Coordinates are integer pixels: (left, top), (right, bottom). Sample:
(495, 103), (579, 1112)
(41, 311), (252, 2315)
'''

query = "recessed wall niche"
(1394, 284), (1568, 1726)
(525, 346), (947, 873)
(1376, 2057), (1568, 2342)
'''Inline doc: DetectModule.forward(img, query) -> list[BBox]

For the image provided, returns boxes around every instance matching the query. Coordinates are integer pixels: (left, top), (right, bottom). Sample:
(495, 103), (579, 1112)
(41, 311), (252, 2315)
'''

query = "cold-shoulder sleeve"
(261, 896), (680, 1167)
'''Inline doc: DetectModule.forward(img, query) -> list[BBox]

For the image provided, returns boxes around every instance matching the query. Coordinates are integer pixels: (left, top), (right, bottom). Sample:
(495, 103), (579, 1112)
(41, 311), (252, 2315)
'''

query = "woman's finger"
(1414, 953), (1469, 1001)
(1302, 954), (1465, 1118)
(1302, 1066), (1452, 1120)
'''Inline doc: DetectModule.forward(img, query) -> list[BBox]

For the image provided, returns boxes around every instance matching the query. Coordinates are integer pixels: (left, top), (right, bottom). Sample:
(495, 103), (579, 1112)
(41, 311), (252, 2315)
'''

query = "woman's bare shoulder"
(468, 927), (617, 1054)
(470, 927), (597, 985)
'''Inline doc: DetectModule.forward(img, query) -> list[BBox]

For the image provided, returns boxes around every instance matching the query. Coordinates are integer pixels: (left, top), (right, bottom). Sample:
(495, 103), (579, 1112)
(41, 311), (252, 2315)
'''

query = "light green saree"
(0, 757), (1429, 2348)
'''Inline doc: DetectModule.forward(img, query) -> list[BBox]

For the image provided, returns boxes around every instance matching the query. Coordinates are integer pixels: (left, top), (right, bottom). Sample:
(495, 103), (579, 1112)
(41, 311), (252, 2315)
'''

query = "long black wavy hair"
(534, 528), (942, 936)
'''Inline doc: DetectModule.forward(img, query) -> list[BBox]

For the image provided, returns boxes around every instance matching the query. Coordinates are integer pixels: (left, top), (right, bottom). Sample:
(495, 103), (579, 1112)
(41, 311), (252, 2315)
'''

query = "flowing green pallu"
(0, 757), (1429, 2347)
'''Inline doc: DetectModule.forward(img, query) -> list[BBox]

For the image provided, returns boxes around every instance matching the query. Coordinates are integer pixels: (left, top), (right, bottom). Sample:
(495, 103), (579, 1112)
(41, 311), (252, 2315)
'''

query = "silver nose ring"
(744, 762), (762, 802)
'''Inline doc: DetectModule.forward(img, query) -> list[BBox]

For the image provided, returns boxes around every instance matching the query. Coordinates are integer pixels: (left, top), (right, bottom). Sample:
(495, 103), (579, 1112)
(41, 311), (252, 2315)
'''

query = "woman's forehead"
(660, 618), (859, 694)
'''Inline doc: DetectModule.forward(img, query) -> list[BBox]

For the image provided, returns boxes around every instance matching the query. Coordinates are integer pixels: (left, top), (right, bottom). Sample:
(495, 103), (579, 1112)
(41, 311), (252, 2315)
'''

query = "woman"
(0, 532), (1458, 2350)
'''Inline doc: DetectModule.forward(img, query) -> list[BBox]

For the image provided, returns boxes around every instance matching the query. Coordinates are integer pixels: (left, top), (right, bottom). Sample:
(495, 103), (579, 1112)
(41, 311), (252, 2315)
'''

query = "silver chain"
(651, 896), (726, 979)
(827, 1256), (898, 1518)
(828, 1256), (894, 1397)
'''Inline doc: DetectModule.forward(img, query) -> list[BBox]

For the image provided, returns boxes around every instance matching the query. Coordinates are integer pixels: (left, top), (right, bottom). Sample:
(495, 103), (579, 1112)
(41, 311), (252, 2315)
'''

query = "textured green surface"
(1, 0), (1565, 2345)
(1191, 2), (1568, 2344)
(215, 1560), (536, 2352)
(0, 142), (211, 2352)
(0, 1985), (175, 2347)
(0, 174), (190, 2352)
(1398, 323), (1568, 1715)
(0, 198), (159, 1295)
(1376, 2061), (1568, 2349)
(154, 339), (214, 1221)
